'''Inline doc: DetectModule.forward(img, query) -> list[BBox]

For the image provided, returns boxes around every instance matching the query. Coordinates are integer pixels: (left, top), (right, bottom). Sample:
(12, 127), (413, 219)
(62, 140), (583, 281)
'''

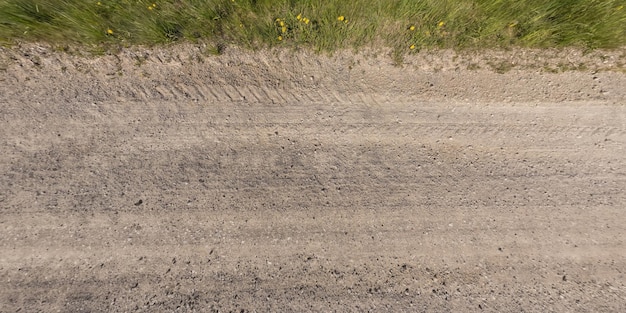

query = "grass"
(0, 0), (625, 56)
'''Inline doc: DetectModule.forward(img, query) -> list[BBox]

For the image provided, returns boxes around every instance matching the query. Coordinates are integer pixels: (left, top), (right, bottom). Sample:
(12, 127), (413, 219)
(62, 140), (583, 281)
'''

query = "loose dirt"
(1, 44), (625, 312)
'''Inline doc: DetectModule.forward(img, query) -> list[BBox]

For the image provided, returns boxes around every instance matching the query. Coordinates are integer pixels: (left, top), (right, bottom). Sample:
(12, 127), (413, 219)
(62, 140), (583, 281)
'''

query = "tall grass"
(0, 0), (624, 53)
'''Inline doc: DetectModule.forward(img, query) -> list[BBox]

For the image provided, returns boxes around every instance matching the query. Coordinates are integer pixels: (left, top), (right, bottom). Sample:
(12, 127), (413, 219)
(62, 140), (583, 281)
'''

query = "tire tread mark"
(174, 84), (191, 100)
(262, 86), (286, 104)
(300, 90), (316, 103)
(189, 84), (207, 102)
(211, 86), (231, 102)
(153, 85), (168, 100)
(236, 86), (251, 103)
(246, 85), (266, 104)
(222, 85), (241, 101)
(200, 85), (219, 103)
(135, 83), (151, 101)
(170, 83), (186, 99)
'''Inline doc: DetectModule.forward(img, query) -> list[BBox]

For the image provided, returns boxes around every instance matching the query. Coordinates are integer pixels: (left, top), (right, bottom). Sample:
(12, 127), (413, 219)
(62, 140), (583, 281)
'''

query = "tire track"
(6, 44), (626, 106)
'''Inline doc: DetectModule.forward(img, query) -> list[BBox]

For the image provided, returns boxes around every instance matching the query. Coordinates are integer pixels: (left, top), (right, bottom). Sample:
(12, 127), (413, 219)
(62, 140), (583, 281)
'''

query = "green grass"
(0, 0), (625, 55)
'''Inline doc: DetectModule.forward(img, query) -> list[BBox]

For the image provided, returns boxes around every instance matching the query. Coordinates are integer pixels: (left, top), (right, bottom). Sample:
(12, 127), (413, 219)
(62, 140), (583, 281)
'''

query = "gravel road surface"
(1, 45), (625, 312)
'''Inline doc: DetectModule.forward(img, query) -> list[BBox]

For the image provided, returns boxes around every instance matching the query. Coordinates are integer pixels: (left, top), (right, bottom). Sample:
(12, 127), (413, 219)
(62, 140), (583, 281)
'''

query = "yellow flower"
(107, 28), (113, 35)
(410, 44), (415, 50)
(409, 25), (415, 31)
(337, 16), (345, 21)
(97, 1), (101, 5)
(279, 21), (285, 27)
(277, 36), (283, 41)
(344, 19), (349, 24)
(148, 6), (152, 10)
(437, 21), (445, 28)
(281, 26), (287, 33)
(152, 3), (156, 7)
(297, 14), (302, 20)
(303, 18), (310, 24)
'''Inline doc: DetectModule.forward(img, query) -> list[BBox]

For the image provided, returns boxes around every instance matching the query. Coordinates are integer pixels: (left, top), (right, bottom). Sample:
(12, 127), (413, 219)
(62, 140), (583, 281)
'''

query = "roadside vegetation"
(1, 0), (625, 55)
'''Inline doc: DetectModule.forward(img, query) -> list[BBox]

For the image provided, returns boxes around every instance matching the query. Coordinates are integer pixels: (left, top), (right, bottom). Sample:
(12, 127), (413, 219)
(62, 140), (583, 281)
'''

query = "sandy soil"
(1, 44), (626, 312)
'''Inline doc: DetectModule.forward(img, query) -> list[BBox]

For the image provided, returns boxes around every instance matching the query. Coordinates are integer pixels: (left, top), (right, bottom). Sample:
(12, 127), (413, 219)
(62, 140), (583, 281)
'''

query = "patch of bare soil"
(1, 44), (625, 312)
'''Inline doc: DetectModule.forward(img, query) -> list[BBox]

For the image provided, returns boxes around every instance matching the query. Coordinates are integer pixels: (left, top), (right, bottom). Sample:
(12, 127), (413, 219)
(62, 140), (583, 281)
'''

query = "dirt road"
(1, 45), (626, 312)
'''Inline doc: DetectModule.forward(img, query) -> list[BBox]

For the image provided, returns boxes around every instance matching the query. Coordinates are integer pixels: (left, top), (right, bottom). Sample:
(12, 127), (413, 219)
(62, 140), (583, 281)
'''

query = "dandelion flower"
(281, 26), (287, 33)
(409, 25), (415, 31)
(279, 21), (285, 27)
(410, 44), (416, 50)
(437, 21), (445, 28)
(303, 18), (310, 24)
(277, 35), (283, 41)
(297, 14), (302, 20)
(107, 28), (113, 35)
(337, 16), (345, 21)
